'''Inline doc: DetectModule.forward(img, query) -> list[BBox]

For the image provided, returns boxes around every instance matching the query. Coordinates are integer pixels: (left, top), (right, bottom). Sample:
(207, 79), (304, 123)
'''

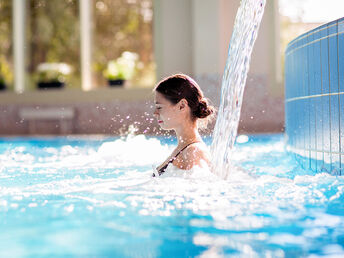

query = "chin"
(159, 125), (169, 130)
(159, 123), (173, 130)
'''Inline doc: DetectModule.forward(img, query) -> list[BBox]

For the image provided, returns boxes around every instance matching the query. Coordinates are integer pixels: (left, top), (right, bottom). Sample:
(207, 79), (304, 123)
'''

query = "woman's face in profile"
(153, 92), (180, 130)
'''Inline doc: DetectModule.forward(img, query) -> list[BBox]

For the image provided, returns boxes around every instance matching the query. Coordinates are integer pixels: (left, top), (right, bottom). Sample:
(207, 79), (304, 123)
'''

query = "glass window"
(0, 0), (13, 91)
(93, 0), (155, 88)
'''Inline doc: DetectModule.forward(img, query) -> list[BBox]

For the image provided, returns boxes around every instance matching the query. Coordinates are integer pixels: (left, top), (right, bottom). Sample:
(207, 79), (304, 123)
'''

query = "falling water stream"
(211, 0), (266, 178)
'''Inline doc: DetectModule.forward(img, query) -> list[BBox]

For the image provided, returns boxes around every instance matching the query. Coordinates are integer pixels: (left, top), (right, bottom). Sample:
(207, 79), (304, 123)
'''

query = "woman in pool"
(152, 74), (215, 177)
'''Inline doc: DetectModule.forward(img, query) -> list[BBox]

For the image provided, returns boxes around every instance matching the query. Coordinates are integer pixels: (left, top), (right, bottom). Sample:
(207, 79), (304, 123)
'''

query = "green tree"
(0, 0), (13, 88)
(28, 0), (80, 89)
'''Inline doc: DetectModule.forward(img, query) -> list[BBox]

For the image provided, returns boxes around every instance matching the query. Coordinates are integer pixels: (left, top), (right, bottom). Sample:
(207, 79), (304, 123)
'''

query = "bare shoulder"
(173, 142), (211, 170)
(183, 143), (210, 161)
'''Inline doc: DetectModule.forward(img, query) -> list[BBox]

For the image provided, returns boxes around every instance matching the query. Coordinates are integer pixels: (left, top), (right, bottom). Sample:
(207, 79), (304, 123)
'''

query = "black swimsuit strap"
(153, 141), (200, 177)
(174, 141), (197, 159)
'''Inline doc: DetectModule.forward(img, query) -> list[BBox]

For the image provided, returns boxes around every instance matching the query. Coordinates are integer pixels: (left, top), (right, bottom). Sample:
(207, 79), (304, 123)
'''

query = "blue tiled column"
(285, 17), (344, 175)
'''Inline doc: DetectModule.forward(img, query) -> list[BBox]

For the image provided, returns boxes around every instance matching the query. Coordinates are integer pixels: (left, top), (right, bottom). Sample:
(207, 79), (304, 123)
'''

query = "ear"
(178, 99), (188, 111)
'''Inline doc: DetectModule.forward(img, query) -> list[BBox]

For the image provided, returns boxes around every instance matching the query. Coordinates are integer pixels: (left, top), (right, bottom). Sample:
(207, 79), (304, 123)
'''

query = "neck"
(175, 121), (200, 147)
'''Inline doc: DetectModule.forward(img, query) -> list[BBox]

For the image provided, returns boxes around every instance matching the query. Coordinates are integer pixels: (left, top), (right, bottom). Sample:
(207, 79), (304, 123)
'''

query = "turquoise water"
(1, 134), (344, 257)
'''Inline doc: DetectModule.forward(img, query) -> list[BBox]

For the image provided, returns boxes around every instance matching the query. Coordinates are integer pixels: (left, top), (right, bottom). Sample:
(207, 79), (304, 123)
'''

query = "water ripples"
(1, 134), (344, 256)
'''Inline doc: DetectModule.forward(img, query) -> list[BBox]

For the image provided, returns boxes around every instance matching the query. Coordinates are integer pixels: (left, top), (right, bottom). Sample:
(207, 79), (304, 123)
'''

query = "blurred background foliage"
(0, 0), (13, 88)
(0, 0), (327, 91)
(93, 0), (154, 88)
(0, 0), (155, 90)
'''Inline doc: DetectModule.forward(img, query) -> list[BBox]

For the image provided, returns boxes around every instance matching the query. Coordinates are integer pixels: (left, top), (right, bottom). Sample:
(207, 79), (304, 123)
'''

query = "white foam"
(97, 134), (171, 167)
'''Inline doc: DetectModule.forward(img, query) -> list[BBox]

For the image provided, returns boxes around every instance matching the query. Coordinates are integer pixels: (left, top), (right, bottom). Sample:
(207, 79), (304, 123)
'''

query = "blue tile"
(289, 53), (293, 99)
(284, 56), (288, 98)
(320, 26), (330, 94)
(291, 100), (296, 148)
(338, 31), (344, 92)
(316, 96), (325, 169)
(310, 98), (316, 150)
(291, 52), (295, 99)
(294, 51), (299, 98)
(312, 28), (320, 41)
(285, 55), (290, 99)
(310, 97), (317, 170)
(294, 101), (299, 148)
(284, 55), (291, 99)
(330, 95), (340, 153)
(295, 99), (304, 158)
(338, 20), (344, 33)
(301, 100), (306, 158)
(289, 101), (294, 147)
(285, 102), (289, 138)
(296, 99), (305, 142)
(285, 18), (344, 174)
(328, 21), (338, 36)
(313, 39), (322, 95)
(295, 52), (300, 99)
(304, 98), (311, 167)
(293, 50), (297, 99)
(309, 33), (316, 95)
(296, 39), (300, 96)
(315, 96), (323, 151)
(290, 101), (295, 147)
(288, 103), (292, 143)
(297, 100), (303, 150)
(289, 54), (294, 100)
(340, 94), (344, 154)
(329, 23), (339, 95)
(322, 95), (331, 152)
(294, 37), (300, 49)
(300, 38), (309, 96)
(288, 102), (293, 147)
(300, 100), (305, 151)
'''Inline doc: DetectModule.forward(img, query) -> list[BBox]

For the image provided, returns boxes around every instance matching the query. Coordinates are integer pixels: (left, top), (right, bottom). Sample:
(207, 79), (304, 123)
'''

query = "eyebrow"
(155, 102), (162, 105)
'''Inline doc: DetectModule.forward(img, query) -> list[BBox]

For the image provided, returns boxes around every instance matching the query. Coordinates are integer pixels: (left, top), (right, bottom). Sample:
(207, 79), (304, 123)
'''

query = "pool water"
(0, 134), (344, 257)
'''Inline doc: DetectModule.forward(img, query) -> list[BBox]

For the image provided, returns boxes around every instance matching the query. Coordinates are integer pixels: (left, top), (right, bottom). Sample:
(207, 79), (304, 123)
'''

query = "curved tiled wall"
(285, 17), (344, 175)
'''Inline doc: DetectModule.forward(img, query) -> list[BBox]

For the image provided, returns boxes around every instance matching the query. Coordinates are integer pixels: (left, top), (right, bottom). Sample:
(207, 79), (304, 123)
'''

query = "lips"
(158, 120), (163, 124)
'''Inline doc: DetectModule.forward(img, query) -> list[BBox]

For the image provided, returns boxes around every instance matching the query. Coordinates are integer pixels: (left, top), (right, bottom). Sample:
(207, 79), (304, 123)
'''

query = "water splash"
(2, 135), (344, 256)
(1, 135), (344, 256)
(211, 0), (266, 178)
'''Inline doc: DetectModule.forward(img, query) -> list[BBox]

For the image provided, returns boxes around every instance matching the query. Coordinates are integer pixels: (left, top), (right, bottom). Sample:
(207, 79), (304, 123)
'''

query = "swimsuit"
(152, 141), (200, 177)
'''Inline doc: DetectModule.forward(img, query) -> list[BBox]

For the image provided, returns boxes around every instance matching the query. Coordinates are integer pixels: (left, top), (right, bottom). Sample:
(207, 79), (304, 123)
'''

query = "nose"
(153, 108), (159, 117)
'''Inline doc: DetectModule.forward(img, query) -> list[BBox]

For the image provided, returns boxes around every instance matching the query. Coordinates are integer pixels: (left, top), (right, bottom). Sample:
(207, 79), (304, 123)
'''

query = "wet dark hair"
(154, 74), (215, 120)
